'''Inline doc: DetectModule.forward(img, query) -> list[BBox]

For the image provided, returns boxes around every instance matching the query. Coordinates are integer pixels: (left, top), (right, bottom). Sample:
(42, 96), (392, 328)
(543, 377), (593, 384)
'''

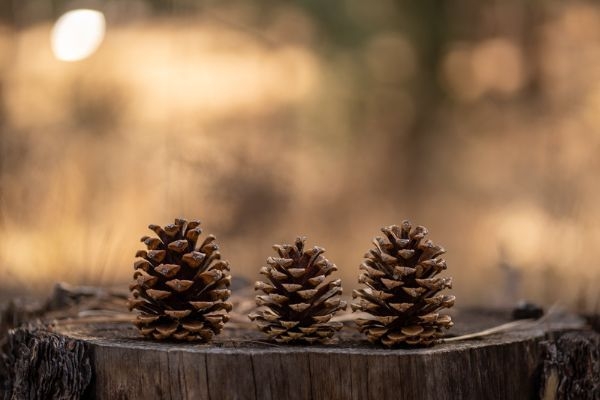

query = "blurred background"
(0, 0), (598, 312)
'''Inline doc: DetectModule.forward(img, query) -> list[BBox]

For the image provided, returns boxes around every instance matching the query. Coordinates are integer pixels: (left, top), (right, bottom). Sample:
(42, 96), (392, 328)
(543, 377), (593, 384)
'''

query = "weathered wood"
(2, 308), (596, 400)
(1, 285), (598, 400)
(1, 326), (91, 400)
(539, 331), (600, 400)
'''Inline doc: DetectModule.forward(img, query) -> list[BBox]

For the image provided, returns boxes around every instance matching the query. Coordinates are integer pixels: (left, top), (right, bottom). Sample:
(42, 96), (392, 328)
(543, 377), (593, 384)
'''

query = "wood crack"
(249, 354), (258, 400)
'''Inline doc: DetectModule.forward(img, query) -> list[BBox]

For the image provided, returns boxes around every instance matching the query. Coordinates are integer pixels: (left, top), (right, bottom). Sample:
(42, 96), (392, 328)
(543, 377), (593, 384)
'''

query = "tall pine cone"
(248, 237), (347, 344)
(351, 221), (454, 346)
(128, 218), (232, 341)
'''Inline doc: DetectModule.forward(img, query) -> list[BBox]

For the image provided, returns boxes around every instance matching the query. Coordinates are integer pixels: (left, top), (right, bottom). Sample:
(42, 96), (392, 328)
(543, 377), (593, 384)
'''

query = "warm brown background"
(0, 1), (598, 311)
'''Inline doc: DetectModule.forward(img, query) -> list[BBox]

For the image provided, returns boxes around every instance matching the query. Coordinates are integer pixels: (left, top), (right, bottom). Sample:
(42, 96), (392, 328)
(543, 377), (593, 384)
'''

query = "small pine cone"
(351, 221), (455, 347)
(128, 218), (232, 341)
(249, 237), (347, 344)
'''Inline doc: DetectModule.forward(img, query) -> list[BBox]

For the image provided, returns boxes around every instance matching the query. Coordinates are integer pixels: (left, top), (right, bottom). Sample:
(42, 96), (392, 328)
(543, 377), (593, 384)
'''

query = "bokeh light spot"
(51, 9), (106, 62)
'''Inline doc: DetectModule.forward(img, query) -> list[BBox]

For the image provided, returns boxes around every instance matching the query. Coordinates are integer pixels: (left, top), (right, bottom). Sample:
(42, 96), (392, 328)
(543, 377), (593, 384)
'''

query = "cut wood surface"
(1, 285), (598, 400)
(4, 308), (598, 400)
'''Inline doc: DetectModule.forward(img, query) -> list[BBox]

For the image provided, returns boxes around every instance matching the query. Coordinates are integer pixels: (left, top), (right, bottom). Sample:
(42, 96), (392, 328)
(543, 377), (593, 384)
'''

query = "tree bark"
(1, 326), (91, 400)
(539, 331), (599, 400)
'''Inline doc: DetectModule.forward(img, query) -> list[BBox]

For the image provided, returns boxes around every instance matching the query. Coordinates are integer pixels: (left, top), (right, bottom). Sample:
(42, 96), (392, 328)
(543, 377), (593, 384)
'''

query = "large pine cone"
(249, 237), (347, 344)
(351, 221), (454, 346)
(128, 218), (232, 341)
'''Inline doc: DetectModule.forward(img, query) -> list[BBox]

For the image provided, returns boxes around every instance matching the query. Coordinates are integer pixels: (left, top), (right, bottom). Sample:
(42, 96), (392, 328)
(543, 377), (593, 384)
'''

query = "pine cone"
(351, 221), (454, 346)
(249, 237), (347, 344)
(128, 218), (232, 341)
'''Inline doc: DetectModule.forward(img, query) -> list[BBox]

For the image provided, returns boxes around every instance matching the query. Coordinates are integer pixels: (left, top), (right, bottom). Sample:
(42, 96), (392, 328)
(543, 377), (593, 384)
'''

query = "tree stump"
(2, 306), (598, 400)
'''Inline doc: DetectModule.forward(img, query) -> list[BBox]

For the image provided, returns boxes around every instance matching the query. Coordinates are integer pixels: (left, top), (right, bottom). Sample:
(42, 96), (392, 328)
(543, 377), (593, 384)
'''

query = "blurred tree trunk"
(393, 1), (449, 209)
(0, 1), (17, 226)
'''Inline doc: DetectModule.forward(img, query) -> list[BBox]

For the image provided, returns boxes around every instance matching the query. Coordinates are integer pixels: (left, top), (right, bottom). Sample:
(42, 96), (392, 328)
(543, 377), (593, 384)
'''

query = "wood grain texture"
(2, 308), (597, 400)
